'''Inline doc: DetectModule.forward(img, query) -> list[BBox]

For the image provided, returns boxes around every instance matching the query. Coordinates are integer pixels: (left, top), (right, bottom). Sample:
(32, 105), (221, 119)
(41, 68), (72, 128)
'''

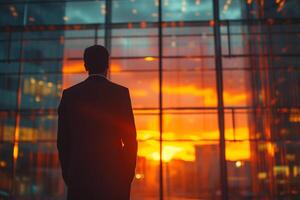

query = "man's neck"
(89, 73), (106, 78)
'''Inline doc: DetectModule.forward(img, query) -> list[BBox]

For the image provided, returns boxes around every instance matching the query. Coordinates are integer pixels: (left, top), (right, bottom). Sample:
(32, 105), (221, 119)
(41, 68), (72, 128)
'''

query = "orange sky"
(63, 59), (251, 162)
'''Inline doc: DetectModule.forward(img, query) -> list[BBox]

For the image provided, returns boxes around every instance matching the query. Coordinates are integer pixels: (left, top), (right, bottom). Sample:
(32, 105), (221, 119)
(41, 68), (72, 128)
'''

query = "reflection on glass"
(112, 28), (158, 57)
(132, 141), (160, 200)
(0, 75), (18, 109)
(0, 112), (15, 141)
(163, 142), (220, 199)
(163, 27), (214, 56)
(0, 143), (13, 197)
(162, 0), (213, 21)
(112, 0), (157, 23)
(163, 112), (219, 140)
(19, 113), (57, 141)
(0, 4), (24, 26)
(21, 75), (61, 109)
(65, 1), (105, 24)
(163, 71), (217, 107)
(14, 143), (64, 199)
(1, 0), (300, 199)
(111, 71), (158, 108)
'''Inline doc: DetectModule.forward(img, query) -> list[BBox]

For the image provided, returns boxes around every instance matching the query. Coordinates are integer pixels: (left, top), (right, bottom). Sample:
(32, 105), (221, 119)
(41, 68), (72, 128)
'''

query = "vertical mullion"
(94, 24), (98, 45)
(232, 108), (236, 141)
(158, 0), (163, 200)
(12, 30), (24, 200)
(212, 1), (229, 200)
(7, 31), (11, 63)
(226, 20), (231, 56)
(12, 3), (28, 197)
(104, 0), (112, 79)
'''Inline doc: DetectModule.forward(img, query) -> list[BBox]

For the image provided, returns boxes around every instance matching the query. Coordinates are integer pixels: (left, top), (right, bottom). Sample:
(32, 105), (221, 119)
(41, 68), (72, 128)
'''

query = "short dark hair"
(83, 45), (109, 73)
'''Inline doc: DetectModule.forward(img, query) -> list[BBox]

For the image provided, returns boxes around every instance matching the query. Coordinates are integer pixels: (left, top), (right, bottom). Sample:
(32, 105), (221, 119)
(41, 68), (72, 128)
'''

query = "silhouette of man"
(57, 45), (137, 200)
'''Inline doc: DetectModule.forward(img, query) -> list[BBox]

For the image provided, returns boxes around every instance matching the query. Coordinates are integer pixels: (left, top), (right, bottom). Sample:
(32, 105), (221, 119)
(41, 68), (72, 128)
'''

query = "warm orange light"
(140, 21), (147, 28)
(137, 130), (159, 140)
(277, 1), (285, 12)
(235, 161), (242, 168)
(13, 116), (20, 161)
(110, 63), (121, 72)
(144, 57), (156, 61)
(150, 145), (187, 162)
(63, 60), (121, 73)
(162, 85), (247, 106)
(61, 59), (252, 163)
(267, 143), (275, 157)
(63, 60), (85, 73)
(290, 114), (300, 122)
(226, 141), (250, 161)
(131, 89), (148, 97)
(137, 127), (250, 162)
(135, 173), (144, 179)
(0, 161), (6, 168)
(128, 23), (133, 29)
(13, 144), (19, 160)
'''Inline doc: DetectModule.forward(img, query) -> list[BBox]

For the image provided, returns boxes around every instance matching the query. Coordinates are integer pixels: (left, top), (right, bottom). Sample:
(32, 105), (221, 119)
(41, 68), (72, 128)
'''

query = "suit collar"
(88, 74), (107, 79)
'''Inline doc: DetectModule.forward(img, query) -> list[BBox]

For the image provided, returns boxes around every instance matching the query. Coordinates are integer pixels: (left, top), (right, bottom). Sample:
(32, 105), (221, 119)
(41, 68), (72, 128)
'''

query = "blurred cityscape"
(0, 0), (300, 199)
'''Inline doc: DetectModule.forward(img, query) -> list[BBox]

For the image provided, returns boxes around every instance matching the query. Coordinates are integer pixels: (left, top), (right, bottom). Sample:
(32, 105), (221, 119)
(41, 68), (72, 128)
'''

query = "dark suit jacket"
(57, 76), (137, 200)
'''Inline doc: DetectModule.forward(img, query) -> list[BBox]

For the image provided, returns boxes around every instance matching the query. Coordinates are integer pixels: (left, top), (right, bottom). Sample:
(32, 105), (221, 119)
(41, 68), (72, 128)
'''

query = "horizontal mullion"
(0, 106), (299, 114)
(1, 31), (300, 43)
(2, 138), (300, 144)
(2, 53), (300, 63)
(2, 18), (300, 32)
(1, 66), (300, 76)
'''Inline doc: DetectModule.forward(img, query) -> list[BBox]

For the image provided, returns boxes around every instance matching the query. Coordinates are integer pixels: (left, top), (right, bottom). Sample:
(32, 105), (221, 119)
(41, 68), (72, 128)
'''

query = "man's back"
(57, 76), (137, 200)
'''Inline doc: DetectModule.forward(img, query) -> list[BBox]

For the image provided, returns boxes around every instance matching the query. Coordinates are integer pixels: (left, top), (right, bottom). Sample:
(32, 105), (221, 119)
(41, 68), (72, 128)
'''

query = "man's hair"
(83, 45), (109, 73)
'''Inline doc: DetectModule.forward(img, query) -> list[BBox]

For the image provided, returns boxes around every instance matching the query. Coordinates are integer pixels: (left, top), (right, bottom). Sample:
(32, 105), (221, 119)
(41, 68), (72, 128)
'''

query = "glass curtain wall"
(0, 0), (300, 200)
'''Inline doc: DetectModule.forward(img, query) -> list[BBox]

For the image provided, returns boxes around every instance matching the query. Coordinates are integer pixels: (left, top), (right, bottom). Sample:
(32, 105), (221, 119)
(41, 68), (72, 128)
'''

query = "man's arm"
(57, 91), (70, 185)
(121, 89), (138, 183)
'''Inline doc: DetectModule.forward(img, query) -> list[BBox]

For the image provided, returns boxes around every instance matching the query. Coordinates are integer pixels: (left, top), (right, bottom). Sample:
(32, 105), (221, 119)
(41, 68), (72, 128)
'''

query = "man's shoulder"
(108, 80), (129, 92)
(62, 81), (86, 96)
(62, 79), (129, 95)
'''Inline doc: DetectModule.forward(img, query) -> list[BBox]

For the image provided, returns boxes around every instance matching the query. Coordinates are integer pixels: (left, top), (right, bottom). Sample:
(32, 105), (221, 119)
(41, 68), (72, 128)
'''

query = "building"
(244, 1), (300, 198)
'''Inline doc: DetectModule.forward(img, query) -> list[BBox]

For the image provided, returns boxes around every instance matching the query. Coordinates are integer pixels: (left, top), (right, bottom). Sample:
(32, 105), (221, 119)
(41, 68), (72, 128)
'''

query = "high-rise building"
(244, 1), (300, 198)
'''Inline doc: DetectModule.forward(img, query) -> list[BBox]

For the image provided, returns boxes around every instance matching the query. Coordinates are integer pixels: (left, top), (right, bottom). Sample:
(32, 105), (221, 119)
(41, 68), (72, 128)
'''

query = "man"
(57, 45), (137, 200)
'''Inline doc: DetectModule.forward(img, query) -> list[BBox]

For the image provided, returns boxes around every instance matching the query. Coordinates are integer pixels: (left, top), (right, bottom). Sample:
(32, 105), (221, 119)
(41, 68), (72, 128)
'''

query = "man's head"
(84, 45), (110, 75)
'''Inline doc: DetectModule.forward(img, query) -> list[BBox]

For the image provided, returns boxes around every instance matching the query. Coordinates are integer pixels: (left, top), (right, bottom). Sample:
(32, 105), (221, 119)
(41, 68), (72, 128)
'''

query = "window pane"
(163, 27), (214, 56)
(111, 28), (158, 57)
(0, 142), (13, 197)
(163, 142), (220, 199)
(132, 141), (160, 200)
(14, 143), (65, 199)
(0, 75), (18, 109)
(0, 111), (15, 141)
(226, 141), (300, 198)
(0, 4), (24, 26)
(65, 1), (105, 24)
(163, 0), (213, 21)
(163, 70), (217, 107)
(111, 71), (158, 108)
(19, 112), (57, 142)
(20, 75), (62, 109)
(112, 0), (157, 23)
(163, 111), (219, 140)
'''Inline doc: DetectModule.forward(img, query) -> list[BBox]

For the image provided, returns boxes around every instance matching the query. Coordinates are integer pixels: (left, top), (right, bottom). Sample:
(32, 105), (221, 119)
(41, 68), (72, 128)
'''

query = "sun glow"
(62, 61), (252, 163)
(163, 85), (248, 106)
(137, 127), (250, 162)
